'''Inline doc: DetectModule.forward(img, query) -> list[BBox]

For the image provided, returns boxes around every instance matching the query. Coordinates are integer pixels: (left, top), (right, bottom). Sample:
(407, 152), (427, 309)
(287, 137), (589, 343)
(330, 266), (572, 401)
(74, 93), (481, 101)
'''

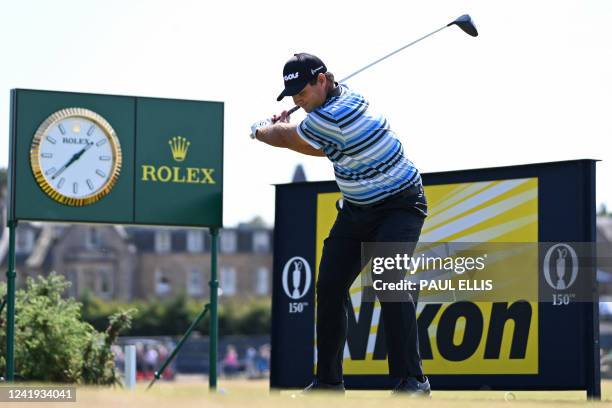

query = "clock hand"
(72, 140), (94, 162)
(51, 142), (94, 180)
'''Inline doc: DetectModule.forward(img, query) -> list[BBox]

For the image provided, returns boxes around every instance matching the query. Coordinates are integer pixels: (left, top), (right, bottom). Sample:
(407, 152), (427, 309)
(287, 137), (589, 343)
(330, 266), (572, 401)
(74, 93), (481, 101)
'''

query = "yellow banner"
(315, 178), (539, 374)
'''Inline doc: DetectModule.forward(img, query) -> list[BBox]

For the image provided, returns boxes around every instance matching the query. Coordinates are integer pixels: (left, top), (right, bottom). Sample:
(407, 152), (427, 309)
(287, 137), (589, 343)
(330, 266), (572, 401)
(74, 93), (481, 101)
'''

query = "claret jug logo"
(543, 243), (578, 290)
(141, 136), (216, 184)
(282, 257), (312, 300)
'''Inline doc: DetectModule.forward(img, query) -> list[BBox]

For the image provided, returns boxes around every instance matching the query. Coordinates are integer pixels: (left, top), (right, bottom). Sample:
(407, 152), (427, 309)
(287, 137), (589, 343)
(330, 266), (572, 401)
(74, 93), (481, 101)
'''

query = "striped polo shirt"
(296, 84), (421, 206)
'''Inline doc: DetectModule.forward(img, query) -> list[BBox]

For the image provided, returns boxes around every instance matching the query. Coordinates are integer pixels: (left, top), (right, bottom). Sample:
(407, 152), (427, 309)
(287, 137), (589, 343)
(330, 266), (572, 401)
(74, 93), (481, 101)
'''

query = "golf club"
(271, 14), (478, 123)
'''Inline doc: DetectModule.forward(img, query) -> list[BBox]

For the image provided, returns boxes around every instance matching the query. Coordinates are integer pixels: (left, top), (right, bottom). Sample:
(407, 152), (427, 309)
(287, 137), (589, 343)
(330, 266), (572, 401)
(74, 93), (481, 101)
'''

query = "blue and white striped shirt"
(296, 84), (421, 206)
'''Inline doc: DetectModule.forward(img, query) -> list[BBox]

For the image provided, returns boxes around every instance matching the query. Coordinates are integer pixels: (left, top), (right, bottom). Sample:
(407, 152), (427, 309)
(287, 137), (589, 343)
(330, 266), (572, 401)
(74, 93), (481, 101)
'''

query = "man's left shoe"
(301, 378), (345, 395)
(391, 376), (431, 397)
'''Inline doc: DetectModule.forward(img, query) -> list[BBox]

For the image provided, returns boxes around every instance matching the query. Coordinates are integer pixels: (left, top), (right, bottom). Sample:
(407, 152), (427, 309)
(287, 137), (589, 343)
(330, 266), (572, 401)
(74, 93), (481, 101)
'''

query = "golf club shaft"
(339, 25), (447, 84)
(276, 24), (449, 120)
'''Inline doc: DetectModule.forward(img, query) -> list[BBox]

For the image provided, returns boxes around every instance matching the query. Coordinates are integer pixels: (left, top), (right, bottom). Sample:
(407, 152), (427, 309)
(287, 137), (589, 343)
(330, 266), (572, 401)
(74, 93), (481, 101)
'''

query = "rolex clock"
(30, 107), (122, 206)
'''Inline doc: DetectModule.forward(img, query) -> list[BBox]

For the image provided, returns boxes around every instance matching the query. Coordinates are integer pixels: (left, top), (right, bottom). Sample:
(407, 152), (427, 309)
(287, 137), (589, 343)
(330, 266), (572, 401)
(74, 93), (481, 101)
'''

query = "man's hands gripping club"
(249, 111), (290, 139)
(249, 111), (325, 157)
(250, 118), (273, 140)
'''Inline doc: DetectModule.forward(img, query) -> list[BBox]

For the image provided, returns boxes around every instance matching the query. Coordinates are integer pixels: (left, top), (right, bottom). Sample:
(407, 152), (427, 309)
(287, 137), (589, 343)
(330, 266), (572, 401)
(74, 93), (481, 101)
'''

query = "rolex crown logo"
(169, 136), (190, 162)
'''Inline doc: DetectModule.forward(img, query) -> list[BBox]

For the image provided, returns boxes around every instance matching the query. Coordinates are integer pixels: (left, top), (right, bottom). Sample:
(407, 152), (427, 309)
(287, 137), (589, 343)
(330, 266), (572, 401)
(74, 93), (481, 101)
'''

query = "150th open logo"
(542, 243), (578, 306)
(282, 257), (311, 314)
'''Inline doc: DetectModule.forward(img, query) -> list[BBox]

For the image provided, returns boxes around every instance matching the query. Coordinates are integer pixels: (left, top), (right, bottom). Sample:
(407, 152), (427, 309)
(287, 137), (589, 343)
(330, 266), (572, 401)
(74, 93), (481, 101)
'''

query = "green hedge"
(79, 293), (271, 336)
(0, 273), (134, 384)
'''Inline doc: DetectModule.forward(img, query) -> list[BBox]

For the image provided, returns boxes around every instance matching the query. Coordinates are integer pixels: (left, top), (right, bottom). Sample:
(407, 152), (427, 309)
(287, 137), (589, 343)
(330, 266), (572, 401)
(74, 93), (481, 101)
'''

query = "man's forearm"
(254, 122), (326, 156)
(255, 123), (296, 148)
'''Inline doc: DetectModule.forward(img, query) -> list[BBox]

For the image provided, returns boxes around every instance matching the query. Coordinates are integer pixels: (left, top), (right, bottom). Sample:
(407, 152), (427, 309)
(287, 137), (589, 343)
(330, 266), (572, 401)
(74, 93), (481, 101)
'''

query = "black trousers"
(316, 185), (427, 383)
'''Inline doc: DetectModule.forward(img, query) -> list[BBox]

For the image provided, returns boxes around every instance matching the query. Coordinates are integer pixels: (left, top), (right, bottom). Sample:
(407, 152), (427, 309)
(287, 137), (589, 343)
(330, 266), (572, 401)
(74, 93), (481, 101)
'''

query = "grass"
(11, 378), (612, 407)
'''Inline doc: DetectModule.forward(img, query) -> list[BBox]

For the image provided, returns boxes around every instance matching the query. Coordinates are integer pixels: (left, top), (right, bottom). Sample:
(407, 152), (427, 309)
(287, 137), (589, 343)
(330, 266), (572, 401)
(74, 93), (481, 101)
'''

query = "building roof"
(292, 164), (307, 183)
(25, 225), (56, 269)
(0, 222), (274, 267)
(125, 226), (272, 253)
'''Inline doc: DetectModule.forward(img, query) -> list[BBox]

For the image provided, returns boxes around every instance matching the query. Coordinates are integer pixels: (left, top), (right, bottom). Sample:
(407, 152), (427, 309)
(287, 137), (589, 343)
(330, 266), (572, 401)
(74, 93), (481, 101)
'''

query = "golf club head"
(448, 14), (478, 37)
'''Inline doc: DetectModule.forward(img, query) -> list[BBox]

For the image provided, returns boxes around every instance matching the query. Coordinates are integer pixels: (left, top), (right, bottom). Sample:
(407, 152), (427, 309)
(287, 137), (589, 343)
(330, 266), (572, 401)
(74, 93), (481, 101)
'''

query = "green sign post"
(6, 89), (224, 387)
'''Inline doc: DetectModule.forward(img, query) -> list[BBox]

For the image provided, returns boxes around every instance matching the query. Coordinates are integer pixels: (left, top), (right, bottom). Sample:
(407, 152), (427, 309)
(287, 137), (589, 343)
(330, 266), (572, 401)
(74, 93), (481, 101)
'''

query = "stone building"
(0, 217), (273, 301)
(129, 226), (272, 300)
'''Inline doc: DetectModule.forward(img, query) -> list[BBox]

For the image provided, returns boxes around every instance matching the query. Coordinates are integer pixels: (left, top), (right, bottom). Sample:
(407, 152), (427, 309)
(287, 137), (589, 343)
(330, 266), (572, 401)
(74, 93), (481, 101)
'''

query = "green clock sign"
(8, 89), (223, 227)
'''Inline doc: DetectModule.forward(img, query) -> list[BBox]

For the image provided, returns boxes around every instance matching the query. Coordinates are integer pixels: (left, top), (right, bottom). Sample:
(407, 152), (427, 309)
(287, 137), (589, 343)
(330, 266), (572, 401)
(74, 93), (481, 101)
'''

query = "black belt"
(349, 183), (422, 209)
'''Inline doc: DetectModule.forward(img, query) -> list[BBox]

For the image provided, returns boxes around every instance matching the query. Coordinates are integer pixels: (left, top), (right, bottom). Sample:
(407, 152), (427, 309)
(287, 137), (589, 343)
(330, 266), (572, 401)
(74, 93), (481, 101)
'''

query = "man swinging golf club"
(250, 52), (430, 396)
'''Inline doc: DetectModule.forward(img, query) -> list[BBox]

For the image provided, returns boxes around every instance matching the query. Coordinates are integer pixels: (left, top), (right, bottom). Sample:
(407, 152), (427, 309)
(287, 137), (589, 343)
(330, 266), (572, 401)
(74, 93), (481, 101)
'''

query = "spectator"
(255, 344), (270, 375)
(112, 345), (125, 374)
(245, 347), (258, 379)
(222, 345), (241, 376)
(135, 342), (145, 377)
(144, 345), (159, 374)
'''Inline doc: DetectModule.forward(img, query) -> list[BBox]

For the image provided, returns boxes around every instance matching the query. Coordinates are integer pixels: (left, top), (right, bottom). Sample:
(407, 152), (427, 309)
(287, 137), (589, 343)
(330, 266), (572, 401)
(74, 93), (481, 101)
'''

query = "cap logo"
(284, 72), (299, 81)
(311, 66), (324, 75)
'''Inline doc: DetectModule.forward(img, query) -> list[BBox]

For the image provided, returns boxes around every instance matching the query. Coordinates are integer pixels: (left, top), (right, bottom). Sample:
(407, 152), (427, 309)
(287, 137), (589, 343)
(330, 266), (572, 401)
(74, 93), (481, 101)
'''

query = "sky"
(1, 0), (611, 227)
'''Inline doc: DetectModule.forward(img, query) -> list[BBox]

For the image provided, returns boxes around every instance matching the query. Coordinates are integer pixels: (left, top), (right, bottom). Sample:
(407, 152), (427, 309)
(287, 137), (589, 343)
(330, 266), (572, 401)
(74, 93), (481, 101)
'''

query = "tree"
(246, 215), (268, 228)
(0, 272), (134, 384)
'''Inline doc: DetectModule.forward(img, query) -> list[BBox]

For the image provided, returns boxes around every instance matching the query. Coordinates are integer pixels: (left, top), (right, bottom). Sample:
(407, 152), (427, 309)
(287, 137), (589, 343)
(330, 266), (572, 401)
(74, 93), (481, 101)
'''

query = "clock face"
(30, 108), (122, 206)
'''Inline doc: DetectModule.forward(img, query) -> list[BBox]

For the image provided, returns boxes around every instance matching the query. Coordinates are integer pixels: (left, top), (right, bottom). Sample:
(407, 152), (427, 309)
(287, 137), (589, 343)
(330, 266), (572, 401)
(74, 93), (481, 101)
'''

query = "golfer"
(250, 53), (430, 396)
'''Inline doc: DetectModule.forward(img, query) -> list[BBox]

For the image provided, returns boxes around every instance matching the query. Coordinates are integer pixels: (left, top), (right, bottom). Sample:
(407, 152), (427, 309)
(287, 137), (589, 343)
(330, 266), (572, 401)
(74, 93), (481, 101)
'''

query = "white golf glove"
(250, 118), (273, 139)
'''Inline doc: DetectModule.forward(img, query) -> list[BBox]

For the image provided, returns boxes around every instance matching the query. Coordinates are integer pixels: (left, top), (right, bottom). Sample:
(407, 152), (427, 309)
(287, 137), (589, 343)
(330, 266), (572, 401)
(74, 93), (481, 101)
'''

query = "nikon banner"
(271, 160), (600, 397)
(8, 89), (223, 227)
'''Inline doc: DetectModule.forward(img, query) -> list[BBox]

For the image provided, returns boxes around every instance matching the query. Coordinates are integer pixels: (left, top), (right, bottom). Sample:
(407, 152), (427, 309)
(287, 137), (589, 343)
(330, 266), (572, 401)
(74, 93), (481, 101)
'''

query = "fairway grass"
(11, 378), (612, 407)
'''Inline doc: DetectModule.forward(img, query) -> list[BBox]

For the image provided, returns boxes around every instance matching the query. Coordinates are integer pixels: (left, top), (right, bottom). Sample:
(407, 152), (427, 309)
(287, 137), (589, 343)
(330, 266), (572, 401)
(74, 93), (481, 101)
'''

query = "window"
(155, 230), (172, 253)
(220, 231), (237, 253)
(155, 268), (172, 296)
(187, 230), (203, 253)
(252, 231), (270, 253)
(220, 266), (237, 296)
(99, 268), (113, 299)
(66, 268), (78, 298)
(83, 268), (97, 293)
(187, 268), (204, 296)
(255, 267), (269, 295)
(15, 229), (35, 254)
(86, 228), (101, 249)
